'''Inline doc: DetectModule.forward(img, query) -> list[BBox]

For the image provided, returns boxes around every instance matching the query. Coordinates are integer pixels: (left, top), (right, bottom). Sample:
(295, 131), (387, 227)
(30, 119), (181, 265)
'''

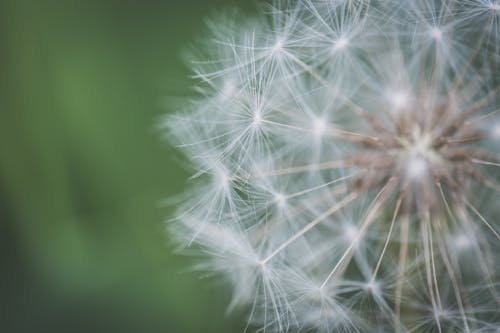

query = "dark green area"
(0, 1), (257, 332)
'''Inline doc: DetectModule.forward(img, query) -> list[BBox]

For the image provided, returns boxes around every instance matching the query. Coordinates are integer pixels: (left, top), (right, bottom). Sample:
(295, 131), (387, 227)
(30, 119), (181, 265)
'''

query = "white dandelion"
(166, 0), (500, 332)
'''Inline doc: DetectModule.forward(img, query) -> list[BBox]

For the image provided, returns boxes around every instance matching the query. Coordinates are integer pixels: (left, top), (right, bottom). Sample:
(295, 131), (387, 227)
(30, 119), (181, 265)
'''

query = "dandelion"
(166, 0), (500, 332)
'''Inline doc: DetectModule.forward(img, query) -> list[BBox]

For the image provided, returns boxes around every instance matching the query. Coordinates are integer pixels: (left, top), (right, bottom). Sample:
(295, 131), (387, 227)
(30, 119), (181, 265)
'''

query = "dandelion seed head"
(168, 0), (500, 331)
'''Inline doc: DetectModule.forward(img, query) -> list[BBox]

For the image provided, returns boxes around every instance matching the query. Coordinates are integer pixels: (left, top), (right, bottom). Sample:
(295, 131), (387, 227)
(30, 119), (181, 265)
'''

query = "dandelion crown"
(167, 0), (500, 331)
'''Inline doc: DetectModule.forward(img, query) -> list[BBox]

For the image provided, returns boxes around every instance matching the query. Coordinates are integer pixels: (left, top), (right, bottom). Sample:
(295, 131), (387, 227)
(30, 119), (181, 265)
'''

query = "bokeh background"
(0, 1), (259, 332)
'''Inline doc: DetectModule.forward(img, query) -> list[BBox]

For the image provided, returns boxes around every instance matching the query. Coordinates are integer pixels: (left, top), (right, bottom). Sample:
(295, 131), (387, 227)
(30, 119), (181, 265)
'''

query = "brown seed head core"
(347, 90), (496, 216)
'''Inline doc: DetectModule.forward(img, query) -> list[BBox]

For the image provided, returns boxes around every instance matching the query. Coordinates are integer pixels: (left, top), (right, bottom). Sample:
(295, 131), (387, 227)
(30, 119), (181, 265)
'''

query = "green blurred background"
(0, 1), (258, 332)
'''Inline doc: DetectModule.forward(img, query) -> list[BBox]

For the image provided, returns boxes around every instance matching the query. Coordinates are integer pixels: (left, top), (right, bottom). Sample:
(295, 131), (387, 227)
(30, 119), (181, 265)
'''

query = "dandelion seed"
(430, 27), (443, 40)
(274, 192), (286, 207)
(452, 233), (472, 250)
(273, 39), (284, 52)
(253, 111), (262, 126)
(312, 117), (326, 136)
(344, 223), (359, 243)
(388, 90), (410, 110)
(332, 36), (349, 51)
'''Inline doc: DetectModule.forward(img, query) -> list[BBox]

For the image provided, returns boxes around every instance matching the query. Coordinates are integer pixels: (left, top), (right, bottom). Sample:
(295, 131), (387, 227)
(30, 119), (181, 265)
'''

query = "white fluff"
(166, 0), (500, 331)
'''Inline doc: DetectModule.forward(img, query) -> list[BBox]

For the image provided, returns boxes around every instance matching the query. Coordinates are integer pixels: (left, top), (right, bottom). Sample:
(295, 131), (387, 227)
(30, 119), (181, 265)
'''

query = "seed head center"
(403, 130), (435, 179)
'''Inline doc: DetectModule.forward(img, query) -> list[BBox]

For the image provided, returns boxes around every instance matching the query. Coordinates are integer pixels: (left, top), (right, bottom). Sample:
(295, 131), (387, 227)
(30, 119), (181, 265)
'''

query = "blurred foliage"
(0, 0), (257, 332)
